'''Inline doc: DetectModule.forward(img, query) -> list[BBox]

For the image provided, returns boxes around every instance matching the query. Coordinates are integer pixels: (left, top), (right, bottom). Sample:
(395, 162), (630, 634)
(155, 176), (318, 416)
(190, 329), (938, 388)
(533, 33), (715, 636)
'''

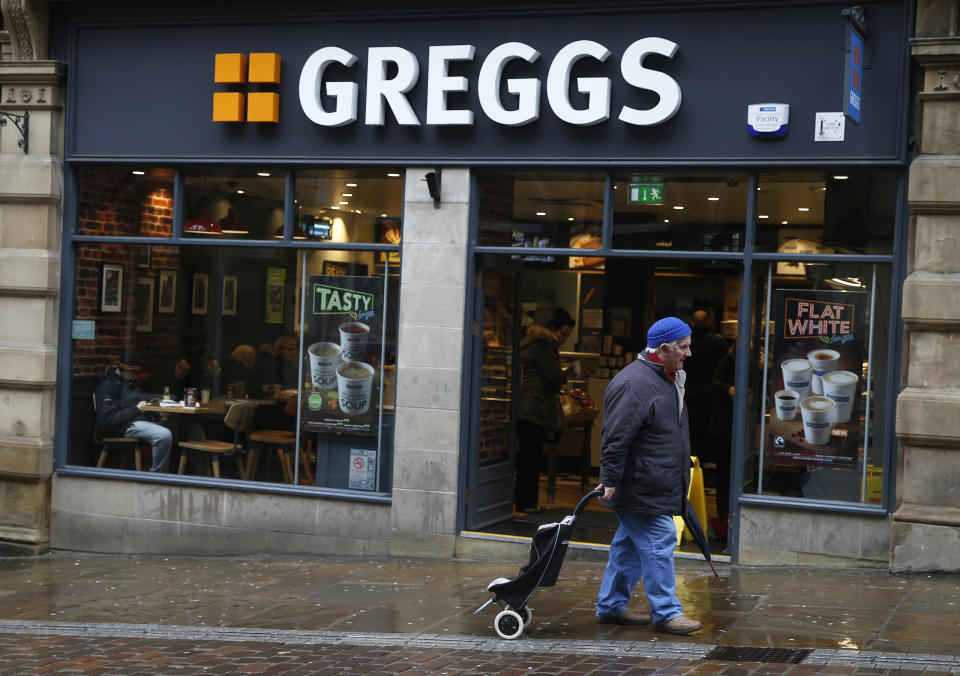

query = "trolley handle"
(572, 489), (604, 520)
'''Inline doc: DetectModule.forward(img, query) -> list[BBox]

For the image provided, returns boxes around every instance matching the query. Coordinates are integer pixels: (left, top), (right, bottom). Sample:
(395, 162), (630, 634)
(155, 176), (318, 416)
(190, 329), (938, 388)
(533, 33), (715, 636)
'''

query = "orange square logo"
(213, 91), (245, 122)
(214, 53), (247, 84)
(248, 53), (281, 84)
(247, 92), (279, 123)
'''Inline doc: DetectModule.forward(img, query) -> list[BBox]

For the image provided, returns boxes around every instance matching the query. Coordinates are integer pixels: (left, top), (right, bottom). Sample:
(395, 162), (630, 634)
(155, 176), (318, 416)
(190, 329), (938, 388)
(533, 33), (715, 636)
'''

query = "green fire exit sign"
(628, 184), (664, 204)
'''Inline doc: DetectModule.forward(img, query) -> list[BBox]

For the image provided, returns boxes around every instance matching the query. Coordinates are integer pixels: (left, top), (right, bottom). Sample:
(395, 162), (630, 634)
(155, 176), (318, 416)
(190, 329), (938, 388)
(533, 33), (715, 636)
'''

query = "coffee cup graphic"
(308, 341), (342, 389)
(339, 321), (370, 362)
(800, 396), (835, 445)
(822, 370), (859, 423)
(807, 348), (840, 395)
(336, 361), (375, 415)
(774, 389), (799, 421)
(780, 359), (813, 401)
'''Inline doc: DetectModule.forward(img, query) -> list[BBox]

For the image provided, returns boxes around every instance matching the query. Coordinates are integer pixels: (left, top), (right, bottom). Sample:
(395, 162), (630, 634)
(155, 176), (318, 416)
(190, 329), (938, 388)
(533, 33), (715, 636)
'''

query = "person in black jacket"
(94, 350), (172, 472)
(513, 307), (575, 513)
(594, 317), (702, 636)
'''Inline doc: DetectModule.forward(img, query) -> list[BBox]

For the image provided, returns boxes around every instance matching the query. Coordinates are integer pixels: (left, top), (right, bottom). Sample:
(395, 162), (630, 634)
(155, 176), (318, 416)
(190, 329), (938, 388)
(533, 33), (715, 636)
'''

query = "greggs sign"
(215, 38), (682, 128)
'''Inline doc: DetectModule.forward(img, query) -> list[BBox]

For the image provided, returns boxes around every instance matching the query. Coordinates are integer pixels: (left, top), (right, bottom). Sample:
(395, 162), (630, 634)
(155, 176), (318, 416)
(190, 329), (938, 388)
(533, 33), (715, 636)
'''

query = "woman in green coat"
(514, 307), (575, 513)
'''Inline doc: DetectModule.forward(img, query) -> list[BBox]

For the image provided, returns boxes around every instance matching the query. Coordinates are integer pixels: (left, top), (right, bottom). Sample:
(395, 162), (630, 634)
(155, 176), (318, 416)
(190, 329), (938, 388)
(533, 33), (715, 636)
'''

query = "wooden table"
(141, 401), (228, 416)
(546, 409), (599, 504)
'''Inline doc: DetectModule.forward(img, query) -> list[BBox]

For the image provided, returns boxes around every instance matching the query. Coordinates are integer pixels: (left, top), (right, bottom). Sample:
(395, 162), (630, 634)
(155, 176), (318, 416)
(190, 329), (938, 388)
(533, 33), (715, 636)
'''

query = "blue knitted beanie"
(646, 316), (691, 348)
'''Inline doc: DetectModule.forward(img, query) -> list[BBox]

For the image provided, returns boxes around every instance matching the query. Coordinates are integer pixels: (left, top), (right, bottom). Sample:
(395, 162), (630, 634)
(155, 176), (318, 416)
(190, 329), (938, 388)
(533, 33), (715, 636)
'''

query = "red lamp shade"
(185, 208), (222, 234)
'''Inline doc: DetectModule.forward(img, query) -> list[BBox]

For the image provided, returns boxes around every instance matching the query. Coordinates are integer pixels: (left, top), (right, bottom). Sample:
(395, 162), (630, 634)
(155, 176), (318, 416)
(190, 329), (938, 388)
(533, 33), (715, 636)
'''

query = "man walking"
(594, 317), (702, 635)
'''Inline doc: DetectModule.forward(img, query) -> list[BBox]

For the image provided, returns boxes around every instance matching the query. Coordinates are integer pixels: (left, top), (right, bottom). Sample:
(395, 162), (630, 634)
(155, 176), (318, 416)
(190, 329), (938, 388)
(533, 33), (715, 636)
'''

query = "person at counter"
(94, 349), (171, 473)
(513, 307), (575, 514)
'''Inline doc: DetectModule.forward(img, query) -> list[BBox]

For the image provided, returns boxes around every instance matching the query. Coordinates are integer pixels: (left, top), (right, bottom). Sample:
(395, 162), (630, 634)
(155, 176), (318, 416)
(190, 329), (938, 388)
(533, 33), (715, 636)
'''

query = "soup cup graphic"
(339, 321), (370, 361)
(336, 361), (375, 415)
(308, 341), (342, 389)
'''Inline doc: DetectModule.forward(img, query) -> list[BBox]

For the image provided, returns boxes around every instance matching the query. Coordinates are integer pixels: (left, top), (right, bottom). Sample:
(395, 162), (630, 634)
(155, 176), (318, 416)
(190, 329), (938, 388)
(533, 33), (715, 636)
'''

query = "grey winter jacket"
(515, 325), (565, 435)
(598, 354), (692, 515)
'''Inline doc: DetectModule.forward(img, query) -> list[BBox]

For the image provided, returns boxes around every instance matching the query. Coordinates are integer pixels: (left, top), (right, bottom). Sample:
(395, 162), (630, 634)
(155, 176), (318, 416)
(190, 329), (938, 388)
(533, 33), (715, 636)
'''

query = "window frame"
(55, 164), (404, 502)
(470, 167), (905, 517)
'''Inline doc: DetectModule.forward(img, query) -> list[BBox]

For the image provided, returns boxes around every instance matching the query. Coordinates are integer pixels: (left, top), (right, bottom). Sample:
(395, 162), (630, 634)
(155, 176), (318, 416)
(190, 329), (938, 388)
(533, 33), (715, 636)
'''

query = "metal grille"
(706, 646), (812, 664)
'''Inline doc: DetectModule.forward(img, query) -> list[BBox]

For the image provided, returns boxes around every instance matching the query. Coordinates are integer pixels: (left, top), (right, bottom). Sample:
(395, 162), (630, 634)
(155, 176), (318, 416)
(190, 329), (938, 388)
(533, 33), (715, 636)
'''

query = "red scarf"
(648, 351), (675, 382)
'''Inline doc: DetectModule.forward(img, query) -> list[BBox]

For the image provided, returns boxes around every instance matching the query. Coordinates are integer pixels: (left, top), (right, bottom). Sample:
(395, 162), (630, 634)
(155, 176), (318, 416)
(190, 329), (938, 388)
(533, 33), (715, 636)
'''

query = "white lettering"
(546, 40), (611, 126)
(298, 39), (682, 129)
(618, 37), (681, 126)
(298, 47), (359, 127)
(365, 46), (421, 126)
(426, 44), (476, 125)
(478, 42), (541, 126)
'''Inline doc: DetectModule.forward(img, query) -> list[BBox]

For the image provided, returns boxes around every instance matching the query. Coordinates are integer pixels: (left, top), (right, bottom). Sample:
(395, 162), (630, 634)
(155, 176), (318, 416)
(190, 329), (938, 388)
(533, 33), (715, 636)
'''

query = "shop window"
(184, 168), (286, 240)
(68, 241), (397, 493)
(76, 167), (174, 237)
(477, 171), (604, 256)
(611, 172), (748, 252)
(754, 171), (896, 255)
(294, 169), (404, 246)
(739, 261), (891, 505)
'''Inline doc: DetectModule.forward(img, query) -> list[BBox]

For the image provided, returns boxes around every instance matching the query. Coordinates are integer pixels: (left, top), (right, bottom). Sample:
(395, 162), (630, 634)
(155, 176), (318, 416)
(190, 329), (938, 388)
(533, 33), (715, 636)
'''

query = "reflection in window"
(184, 168), (286, 239)
(611, 173), (748, 252)
(755, 171), (897, 255)
(741, 261), (890, 505)
(76, 167), (174, 237)
(295, 169), (404, 244)
(477, 172), (604, 259)
(70, 241), (398, 493)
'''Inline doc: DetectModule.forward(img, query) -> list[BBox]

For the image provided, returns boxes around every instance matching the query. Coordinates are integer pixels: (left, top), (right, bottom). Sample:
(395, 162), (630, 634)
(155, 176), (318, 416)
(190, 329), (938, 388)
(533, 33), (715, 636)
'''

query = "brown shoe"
(597, 609), (652, 625)
(654, 615), (702, 635)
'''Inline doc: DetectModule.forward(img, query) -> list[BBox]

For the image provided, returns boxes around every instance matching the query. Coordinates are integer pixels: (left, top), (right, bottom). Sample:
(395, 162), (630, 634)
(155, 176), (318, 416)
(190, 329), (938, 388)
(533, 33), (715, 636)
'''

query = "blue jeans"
(596, 511), (683, 625)
(124, 421), (172, 472)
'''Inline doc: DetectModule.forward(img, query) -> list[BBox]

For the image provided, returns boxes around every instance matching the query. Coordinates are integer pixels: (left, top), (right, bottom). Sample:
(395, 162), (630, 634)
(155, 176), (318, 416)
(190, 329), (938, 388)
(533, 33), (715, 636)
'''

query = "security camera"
(424, 169), (441, 208)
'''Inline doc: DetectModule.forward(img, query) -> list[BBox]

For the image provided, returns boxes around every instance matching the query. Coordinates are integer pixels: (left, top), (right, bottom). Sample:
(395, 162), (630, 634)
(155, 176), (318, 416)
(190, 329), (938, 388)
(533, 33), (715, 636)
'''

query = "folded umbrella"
(681, 499), (719, 578)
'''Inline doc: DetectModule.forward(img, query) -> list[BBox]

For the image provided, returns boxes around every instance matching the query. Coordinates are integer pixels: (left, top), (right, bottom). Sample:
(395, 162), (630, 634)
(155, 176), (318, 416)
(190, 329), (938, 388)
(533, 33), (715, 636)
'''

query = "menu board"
(766, 289), (866, 468)
(300, 275), (383, 435)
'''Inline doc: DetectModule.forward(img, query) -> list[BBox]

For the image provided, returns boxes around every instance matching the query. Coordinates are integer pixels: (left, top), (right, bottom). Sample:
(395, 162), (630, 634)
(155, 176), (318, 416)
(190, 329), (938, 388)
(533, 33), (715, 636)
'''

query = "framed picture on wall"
(99, 263), (123, 313)
(136, 277), (154, 332)
(264, 267), (285, 324)
(222, 275), (238, 316)
(157, 270), (176, 314)
(191, 273), (209, 315)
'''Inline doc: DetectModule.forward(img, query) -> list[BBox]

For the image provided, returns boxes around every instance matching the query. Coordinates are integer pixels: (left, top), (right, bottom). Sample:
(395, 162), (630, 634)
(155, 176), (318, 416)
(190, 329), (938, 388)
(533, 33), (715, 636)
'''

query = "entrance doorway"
(465, 252), (736, 555)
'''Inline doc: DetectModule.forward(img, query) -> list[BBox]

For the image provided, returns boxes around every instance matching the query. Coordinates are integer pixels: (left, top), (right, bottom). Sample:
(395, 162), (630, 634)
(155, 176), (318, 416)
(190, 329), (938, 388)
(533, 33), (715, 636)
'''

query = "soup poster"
(301, 275), (383, 435)
(766, 289), (866, 468)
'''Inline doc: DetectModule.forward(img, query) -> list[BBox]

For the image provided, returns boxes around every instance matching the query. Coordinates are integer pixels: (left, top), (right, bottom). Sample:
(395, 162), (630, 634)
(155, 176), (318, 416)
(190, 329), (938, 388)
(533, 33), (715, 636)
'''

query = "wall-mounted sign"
(299, 38), (682, 129)
(747, 103), (789, 137)
(843, 27), (864, 124)
(628, 183), (664, 204)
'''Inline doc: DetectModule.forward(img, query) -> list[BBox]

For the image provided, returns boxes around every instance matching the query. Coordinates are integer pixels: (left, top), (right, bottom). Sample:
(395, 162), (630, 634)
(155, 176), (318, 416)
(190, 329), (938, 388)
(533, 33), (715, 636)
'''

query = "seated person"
(170, 355), (192, 400)
(224, 344), (260, 396)
(259, 335), (299, 392)
(94, 350), (171, 472)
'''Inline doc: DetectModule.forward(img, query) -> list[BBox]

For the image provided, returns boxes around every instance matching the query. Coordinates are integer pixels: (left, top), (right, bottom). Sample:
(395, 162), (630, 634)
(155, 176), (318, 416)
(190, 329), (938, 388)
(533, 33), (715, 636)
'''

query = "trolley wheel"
(520, 606), (533, 627)
(494, 609), (524, 640)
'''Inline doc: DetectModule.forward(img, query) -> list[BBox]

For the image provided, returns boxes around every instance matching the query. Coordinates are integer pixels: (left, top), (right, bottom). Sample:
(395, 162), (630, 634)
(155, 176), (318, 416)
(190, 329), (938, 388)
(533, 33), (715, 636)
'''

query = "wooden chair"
(92, 393), (143, 470)
(247, 413), (313, 485)
(177, 401), (256, 478)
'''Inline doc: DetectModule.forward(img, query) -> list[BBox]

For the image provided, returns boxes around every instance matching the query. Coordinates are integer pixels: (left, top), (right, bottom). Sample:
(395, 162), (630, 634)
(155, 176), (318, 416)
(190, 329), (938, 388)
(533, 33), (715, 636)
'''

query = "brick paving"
(0, 622), (958, 674)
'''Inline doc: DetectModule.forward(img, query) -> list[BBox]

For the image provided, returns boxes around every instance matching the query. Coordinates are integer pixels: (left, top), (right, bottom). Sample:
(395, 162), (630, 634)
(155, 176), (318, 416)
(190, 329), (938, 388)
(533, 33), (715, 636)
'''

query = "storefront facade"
(0, 0), (957, 570)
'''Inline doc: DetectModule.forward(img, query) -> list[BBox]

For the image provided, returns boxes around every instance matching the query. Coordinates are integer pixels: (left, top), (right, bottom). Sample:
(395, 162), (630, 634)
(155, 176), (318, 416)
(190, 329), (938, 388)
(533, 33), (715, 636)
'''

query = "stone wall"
(892, 0), (960, 572)
(0, 0), (62, 555)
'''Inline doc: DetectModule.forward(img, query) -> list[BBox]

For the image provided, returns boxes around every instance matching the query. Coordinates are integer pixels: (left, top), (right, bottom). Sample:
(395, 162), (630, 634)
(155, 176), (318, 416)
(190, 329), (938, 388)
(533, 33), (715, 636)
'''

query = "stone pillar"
(389, 168), (469, 557)
(0, 0), (62, 555)
(892, 0), (960, 572)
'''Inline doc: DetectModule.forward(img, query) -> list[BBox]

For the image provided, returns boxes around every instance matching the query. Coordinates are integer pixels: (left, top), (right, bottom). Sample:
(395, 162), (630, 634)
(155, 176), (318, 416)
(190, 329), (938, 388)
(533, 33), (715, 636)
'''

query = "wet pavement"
(0, 552), (958, 673)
